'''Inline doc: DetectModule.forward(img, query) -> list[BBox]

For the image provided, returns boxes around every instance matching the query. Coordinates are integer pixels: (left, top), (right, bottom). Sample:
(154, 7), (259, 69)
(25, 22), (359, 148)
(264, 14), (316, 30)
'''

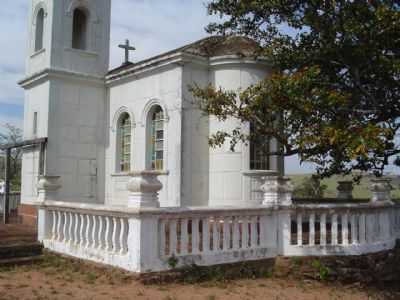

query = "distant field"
(288, 174), (400, 199)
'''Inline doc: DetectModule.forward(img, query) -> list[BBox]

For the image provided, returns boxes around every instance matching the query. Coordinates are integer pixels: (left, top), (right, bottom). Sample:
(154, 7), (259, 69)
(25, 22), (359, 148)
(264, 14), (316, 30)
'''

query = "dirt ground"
(0, 254), (395, 300)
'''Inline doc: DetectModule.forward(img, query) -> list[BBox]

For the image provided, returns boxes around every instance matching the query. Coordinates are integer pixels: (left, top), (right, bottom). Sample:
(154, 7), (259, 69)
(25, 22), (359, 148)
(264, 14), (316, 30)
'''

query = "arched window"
(249, 123), (270, 170)
(117, 113), (131, 172)
(147, 106), (164, 170)
(34, 8), (45, 52)
(72, 8), (88, 50)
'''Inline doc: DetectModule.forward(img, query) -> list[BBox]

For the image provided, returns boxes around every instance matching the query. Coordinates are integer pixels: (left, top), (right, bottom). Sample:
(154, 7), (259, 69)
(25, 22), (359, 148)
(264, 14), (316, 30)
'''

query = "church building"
(19, 0), (283, 216)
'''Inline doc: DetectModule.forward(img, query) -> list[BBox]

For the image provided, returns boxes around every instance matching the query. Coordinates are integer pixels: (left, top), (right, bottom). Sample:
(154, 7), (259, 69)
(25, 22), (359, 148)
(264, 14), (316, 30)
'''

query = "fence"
(37, 201), (400, 273)
(0, 192), (21, 214)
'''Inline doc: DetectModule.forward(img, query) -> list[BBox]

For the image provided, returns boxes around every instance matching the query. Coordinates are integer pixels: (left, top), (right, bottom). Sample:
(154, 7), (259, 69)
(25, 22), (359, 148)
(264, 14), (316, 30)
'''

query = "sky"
(0, 0), (328, 174)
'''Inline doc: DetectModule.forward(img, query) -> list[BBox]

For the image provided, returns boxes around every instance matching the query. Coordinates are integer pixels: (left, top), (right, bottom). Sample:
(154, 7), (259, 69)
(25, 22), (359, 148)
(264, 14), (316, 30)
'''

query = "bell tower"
(20, 0), (111, 205)
(26, 0), (111, 77)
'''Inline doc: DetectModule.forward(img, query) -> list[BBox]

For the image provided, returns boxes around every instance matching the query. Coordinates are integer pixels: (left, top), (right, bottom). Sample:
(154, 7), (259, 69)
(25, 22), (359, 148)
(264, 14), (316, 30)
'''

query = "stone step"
(0, 255), (44, 268)
(0, 242), (43, 260)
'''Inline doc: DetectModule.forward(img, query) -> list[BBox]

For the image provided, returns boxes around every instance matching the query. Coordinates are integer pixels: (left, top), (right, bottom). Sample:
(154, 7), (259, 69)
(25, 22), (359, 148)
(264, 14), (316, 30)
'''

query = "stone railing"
(35, 173), (400, 273)
(37, 201), (400, 273)
(280, 203), (397, 256)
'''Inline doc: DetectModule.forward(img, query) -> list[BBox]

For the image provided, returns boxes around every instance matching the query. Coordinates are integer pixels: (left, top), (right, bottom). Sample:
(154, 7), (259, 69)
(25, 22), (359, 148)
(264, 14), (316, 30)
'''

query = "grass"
(288, 174), (400, 199)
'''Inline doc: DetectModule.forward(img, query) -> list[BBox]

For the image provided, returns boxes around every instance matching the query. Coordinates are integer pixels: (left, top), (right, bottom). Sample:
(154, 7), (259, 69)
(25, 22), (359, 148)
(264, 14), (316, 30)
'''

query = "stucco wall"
(106, 65), (183, 207)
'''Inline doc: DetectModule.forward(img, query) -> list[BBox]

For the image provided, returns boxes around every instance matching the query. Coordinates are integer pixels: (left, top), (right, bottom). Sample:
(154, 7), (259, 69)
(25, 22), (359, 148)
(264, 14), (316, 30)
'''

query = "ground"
(0, 253), (397, 300)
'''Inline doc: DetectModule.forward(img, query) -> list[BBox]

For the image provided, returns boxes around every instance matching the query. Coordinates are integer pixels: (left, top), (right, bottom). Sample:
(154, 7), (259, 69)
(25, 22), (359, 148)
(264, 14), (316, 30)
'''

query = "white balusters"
(320, 213), (327, 246)
(309, 213), (315, 246)
(180, 219), (189, 255)
(351, 214), (357, 244)
(79, 214), (85, 247)
(342, 213), (349, 245)
(91, 215), (98, 248)
(232, 217), (240, 250)
(212, 218), (219, 251)
(223, 217), (231, 251)
(51, 211), (57, 240)
(170, 219), (177, 255)
(85, 214), (91, 248)
(192, 218), (200, 254)
(119, 218), (127, 254)
(97, 216), (104, 250)
(202, 218), (210, 253)
(359, 213), (366, 244)
(250, 217), (258, 248)
(297, 214), (303, 246)
(74, 213), (79, 245)
(105, 216), (112, 252)
(159, 220), (166, 256)
(242, 217), (249, 249)
(331, 214), (338, 245)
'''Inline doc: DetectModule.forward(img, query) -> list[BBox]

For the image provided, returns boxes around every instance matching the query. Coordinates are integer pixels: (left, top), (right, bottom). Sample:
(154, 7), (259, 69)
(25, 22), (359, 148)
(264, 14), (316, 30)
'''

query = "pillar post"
(369, 178), (393, 204)
(127, 171), (163, 208)
(37, 175), (61, 202)
(261, 176), (294, 206)
(337, 181), (354, 200)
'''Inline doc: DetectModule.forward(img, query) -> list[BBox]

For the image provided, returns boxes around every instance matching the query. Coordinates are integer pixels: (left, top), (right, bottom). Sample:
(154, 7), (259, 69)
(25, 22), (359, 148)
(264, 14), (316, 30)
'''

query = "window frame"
(116, 113), (132, 173)
(71, 7), (89, 50)
(148, 106), (165, 171)
(249, 123), (271, 170)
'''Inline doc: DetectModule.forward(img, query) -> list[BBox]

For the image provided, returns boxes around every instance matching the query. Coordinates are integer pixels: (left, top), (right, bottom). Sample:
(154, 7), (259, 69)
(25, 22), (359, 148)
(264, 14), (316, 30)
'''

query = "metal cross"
(118, 39), (136, 64)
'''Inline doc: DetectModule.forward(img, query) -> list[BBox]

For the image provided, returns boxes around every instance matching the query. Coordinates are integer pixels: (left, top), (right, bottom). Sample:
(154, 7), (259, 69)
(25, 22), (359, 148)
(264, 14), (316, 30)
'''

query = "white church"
(13, 0), (400, 274)
(19, 0), (283, 214)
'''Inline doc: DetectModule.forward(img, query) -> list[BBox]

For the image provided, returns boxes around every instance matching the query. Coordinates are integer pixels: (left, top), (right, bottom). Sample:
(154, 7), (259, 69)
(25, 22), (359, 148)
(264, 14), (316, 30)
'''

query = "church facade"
(19, 0), (283, 211)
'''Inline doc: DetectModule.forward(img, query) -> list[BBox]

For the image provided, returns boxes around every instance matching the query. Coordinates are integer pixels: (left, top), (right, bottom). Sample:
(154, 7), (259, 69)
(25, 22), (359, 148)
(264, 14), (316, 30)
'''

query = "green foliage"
(193, 1), (400, 178)
(167, 255), (178, 269)
(0, 123), (23, 191)
(293, 175), (328, 198)
(311, 259), (331, 281)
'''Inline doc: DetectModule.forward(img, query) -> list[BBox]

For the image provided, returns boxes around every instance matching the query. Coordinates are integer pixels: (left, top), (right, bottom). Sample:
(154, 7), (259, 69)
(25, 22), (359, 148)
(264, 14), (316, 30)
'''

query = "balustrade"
(37, 201), (400, 273)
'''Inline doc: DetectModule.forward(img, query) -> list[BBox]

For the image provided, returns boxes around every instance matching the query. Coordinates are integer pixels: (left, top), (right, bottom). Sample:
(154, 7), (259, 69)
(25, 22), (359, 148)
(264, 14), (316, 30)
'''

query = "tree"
(293, 175), (328, 199)
(192, 1), (400, 178)
(0, 123), (23, 190)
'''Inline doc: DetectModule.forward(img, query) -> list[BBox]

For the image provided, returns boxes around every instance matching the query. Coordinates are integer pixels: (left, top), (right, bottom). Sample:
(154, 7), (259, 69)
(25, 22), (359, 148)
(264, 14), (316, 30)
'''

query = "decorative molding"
(66, 0), (99, 23)
(140, 98), (170, 126)
(111, 106), (136, 131)
(32, 1), (48, 25)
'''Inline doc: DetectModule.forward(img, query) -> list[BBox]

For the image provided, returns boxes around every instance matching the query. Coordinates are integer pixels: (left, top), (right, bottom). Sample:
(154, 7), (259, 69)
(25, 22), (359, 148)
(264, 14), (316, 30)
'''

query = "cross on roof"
(118, 39), (136, 64)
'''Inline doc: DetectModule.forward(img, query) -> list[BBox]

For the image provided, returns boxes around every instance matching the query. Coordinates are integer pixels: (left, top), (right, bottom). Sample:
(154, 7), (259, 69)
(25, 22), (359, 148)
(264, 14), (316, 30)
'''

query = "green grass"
(288, 174), (400, 199)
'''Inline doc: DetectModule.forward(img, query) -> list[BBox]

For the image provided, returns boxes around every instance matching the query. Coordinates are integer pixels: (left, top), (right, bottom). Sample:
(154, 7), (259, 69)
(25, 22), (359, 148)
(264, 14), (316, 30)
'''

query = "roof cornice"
(105, 53), (270, 86)
(19, 68), (105, 89)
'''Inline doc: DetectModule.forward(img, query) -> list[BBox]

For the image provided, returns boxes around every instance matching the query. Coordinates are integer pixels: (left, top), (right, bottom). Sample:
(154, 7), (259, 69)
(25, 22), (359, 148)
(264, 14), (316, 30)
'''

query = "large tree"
(0, 124), (23, 190)
(193, 0), (400, 178)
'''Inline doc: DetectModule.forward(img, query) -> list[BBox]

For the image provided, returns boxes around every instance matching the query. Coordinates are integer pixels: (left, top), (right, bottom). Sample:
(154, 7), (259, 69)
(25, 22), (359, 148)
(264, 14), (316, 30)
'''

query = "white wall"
(208, 62), (272, 206)
(106, 65), (183, 207)
(26, 0), (111, 78)
(21, 81), (50, 204)
(45, 77), (106, 204)
(21, 0), (111, 205)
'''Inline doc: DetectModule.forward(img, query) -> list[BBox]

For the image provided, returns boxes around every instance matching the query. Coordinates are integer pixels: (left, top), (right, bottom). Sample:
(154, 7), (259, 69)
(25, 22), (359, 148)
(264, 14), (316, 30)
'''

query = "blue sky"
(0, 0), (334, 174)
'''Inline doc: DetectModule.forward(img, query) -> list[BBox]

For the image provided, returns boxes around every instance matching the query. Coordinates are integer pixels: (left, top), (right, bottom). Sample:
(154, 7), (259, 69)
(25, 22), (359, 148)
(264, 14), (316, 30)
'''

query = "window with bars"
(150, 106), (164, 170)
(118, 113), (131, 172)
(250, 124), (270, 170)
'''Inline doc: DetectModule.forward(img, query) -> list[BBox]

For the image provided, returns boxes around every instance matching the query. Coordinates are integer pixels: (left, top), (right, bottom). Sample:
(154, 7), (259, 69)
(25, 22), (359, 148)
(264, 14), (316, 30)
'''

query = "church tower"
(19, 0), (111, 206)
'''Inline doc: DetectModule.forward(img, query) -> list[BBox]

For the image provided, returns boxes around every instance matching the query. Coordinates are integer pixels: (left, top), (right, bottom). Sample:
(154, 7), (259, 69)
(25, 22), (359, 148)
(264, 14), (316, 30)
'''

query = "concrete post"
(126, 171), (163, 208)
(37, 175), (61, 202)
(337, 181), (353, 200)
(369, 178), (393, 203)
(261, 176), (294, 206)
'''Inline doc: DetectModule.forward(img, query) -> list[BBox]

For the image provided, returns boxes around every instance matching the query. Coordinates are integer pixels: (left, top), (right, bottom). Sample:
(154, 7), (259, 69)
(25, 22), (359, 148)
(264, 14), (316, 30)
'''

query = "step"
(0, 242), (43, 259)
(0, 255), (44, 268)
